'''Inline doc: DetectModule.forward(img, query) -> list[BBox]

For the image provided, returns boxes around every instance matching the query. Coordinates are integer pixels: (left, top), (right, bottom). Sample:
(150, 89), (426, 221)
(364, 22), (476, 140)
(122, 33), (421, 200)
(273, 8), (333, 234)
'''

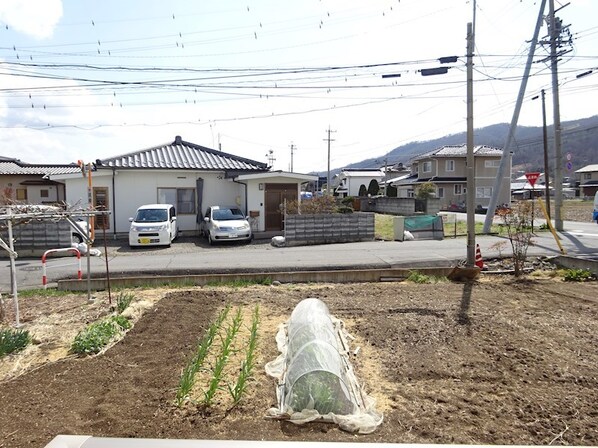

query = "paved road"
(2, 219), (598, 290)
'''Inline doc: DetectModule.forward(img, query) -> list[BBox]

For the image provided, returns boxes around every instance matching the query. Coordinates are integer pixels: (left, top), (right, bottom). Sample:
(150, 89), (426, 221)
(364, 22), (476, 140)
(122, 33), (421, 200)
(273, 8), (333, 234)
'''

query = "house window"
(437, 187), (444, 198)
(476, 187), (493, 198)
(40, 189), (49, 198)
(422, 161), (432, 173)
(445, 160), (455, 172)
(584, 173), (591, 180)
(485, 160), (500, 168)
(16, 188), (27, 200)
(158, 188), (196, 214)
(454, 185), (463, 195)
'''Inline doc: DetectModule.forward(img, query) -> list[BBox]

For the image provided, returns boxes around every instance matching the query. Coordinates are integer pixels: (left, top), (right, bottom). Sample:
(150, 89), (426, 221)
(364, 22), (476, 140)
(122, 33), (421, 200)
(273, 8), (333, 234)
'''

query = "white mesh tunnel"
(266, 298), (383, 434)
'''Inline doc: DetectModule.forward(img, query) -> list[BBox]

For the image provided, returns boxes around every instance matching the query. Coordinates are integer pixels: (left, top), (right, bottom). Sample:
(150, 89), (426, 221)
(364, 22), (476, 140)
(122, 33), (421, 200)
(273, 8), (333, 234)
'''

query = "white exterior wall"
(65, 169), (245, 234)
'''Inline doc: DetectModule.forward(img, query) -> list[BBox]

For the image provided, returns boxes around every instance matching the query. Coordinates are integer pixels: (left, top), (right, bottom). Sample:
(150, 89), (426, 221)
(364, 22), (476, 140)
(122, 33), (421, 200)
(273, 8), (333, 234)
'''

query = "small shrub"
(0, 328), (31, 357)
(340, 196), (355, 206)
(116, 291), (135, 314)
(71, 315), (130, 355)
(562, 268), (594, 282)
(336, 205), (353, 214)
(286, 195), (337, 215)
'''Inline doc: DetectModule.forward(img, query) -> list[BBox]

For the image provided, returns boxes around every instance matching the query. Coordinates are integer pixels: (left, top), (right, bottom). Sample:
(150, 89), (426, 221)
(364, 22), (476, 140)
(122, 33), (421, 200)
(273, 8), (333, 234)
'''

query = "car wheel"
(72, 233), (83, 244)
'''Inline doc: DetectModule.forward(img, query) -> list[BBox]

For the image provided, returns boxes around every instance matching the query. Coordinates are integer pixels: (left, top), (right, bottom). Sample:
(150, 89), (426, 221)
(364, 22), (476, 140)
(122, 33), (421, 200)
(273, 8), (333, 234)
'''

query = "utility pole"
(540, 89), (551, 219)
(466, 21), (476, 268)
(549, 0), (564, 231)
(483, 0), (546, 233)
(324, 127), (336, 195)
(289, 143), (296, 172)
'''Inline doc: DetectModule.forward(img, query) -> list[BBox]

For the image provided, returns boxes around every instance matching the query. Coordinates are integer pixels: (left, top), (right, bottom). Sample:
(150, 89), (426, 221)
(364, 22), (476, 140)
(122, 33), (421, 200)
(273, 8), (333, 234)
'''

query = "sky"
(0, 0), (597, 174)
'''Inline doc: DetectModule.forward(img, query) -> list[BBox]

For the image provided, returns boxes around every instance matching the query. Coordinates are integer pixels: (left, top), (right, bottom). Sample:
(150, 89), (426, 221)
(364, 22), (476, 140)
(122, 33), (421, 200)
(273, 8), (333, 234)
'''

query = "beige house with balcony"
(392, 144), (511, 210)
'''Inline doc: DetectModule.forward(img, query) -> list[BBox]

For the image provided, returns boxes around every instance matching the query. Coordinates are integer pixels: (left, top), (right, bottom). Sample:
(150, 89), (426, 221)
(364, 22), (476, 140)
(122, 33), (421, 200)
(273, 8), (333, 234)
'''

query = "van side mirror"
(128, 217), (133, 222)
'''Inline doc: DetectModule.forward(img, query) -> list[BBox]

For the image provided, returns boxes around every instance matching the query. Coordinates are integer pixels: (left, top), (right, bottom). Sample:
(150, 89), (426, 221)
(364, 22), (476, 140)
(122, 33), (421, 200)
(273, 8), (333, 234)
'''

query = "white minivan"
(129, 204), (177, 247)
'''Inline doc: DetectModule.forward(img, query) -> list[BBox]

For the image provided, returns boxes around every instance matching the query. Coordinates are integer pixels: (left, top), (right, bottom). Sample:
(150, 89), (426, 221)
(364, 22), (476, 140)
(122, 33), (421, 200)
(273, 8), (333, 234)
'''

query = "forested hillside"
(319, 115), (598, 176)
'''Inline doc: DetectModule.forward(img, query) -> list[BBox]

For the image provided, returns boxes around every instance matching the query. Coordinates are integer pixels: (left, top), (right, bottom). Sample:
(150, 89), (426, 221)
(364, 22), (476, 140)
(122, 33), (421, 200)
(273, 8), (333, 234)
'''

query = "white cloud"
(0, 0), (62, 39)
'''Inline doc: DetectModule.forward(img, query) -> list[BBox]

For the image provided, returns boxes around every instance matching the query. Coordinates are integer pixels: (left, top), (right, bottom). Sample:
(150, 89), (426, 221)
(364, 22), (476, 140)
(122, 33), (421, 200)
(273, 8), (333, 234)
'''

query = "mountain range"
(317, 115), (598, 178)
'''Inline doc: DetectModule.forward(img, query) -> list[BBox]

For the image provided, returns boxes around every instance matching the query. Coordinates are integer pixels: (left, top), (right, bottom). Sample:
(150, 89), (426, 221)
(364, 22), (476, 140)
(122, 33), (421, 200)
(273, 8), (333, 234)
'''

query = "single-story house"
(50, 136), (317, 236)
(0, 156), (81, 205)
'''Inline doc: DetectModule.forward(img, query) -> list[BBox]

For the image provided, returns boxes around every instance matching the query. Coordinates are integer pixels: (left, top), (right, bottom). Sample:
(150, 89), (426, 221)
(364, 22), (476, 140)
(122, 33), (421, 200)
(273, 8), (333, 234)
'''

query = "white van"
(128, 204), (177, 247)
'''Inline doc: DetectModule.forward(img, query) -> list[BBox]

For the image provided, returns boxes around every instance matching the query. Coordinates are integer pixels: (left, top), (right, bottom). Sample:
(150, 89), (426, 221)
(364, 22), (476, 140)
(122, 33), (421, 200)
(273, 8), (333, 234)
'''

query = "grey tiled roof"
(413, 144), (502, 160)
(96, 136), (268, 172)
(0, 157), (81, 175)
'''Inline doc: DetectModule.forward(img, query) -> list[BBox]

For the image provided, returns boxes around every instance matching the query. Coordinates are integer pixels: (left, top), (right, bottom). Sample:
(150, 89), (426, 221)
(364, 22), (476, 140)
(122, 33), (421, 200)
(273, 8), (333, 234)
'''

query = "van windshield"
(135, 209), (168, 222)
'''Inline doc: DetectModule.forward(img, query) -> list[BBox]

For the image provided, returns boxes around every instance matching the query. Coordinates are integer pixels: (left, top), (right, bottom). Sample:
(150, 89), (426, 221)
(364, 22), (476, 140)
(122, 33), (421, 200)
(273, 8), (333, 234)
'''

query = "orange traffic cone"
(475, 244), (485, 270)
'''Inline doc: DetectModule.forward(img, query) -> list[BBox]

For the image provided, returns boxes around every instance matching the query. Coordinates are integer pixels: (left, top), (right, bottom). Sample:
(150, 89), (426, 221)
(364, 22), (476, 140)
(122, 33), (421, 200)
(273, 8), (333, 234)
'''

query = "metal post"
(7, 212), (20, 327)
(541, 89), (551, 219)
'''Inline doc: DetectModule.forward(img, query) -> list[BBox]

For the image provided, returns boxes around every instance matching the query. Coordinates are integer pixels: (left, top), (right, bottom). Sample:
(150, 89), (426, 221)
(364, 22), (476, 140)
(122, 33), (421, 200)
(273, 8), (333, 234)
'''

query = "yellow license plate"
(139, 237), (151, 244)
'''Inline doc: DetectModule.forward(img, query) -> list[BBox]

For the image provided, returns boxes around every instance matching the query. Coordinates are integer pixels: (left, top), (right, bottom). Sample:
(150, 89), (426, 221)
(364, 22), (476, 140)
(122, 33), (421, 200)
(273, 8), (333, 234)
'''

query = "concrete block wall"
(359, 197), (441, 216)
(285, 212), (375, 246)
(1, 221), (72, 257)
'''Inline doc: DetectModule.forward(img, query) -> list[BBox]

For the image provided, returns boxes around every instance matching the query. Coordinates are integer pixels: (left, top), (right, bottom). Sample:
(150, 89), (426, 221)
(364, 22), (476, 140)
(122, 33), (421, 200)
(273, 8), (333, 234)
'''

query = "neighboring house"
(392, 144), (511, 210)
(575, 164), (598, 198)
(511, 173), (549, 200)
(0, 156), (81, 205)
(50, 136), (317, 236)
(332, 168), (386, 197)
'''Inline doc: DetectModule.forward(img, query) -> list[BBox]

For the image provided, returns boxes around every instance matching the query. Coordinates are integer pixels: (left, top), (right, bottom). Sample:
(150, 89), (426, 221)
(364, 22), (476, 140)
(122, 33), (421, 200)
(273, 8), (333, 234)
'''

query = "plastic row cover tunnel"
(265, 298), (383, 434)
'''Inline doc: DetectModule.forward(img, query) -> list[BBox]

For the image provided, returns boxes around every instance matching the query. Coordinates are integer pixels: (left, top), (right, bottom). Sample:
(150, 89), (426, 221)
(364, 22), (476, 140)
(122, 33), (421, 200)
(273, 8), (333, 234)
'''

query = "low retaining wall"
(284, 212), (375, 246)
(57, 267), (456, 291)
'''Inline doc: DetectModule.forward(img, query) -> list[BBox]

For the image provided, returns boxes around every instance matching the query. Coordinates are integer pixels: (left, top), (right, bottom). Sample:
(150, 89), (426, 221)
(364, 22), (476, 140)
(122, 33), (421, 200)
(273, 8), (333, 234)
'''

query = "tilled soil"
(1, 279), (598, 447)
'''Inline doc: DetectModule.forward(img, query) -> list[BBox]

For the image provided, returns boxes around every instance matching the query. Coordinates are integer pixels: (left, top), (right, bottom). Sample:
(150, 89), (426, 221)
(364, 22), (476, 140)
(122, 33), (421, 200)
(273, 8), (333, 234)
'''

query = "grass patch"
(70, 315), (131, 355)
(406, 271), (447, 284)
(204, 278), (273, 288)
(0, 328), (31, 357)
(17, 288), (76, 298)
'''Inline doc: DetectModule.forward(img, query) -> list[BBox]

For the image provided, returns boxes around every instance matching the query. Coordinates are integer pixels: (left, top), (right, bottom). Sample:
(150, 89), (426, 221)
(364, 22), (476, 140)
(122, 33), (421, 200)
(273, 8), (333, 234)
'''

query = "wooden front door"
(264, 183), (297, 231)
(93, 187), (109, 229)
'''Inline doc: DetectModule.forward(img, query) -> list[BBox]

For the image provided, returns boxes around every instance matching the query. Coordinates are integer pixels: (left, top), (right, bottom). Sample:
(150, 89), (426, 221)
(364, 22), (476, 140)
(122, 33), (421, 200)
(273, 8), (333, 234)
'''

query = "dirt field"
(1, 275), (598, 447)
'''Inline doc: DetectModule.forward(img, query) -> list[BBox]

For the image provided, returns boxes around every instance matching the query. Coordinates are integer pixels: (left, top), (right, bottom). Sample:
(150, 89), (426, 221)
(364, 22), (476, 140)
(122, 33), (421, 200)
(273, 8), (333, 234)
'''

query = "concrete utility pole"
(289, 143), (296, 172)
(483, 0), (547, 234)
(540, 89), (551, 219)
(324, 127), (336, 195)
(466, 22), (476, 268)
(549, 0), (564, 231)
